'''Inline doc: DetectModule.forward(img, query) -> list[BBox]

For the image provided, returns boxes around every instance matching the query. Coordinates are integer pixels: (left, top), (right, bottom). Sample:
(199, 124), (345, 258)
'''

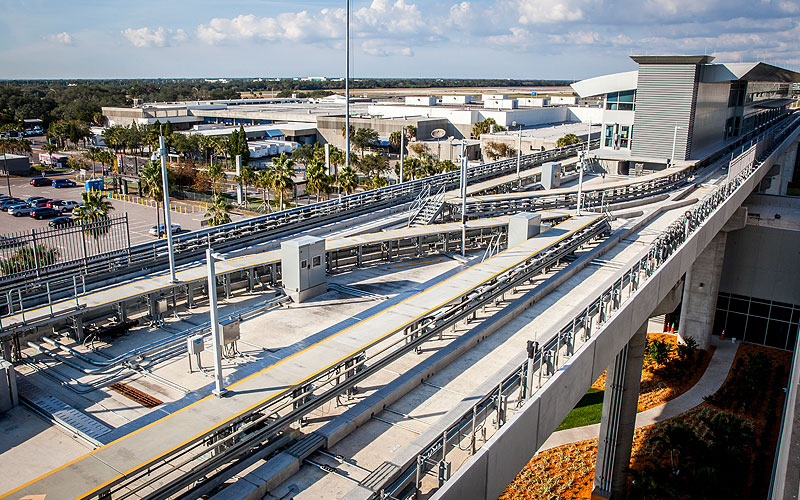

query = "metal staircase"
(407, 186), (447, 227)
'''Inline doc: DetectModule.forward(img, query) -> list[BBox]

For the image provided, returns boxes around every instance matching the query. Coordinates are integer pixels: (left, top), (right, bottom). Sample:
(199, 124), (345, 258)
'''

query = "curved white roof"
(571, 70), (638, 98)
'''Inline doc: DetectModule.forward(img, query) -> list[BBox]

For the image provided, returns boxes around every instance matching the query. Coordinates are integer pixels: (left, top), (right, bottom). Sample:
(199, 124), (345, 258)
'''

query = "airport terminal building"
(572, 55), (800, 175)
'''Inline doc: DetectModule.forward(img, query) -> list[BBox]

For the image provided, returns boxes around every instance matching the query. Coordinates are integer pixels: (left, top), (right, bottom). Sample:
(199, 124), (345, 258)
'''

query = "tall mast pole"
(345, 0), (350, 171)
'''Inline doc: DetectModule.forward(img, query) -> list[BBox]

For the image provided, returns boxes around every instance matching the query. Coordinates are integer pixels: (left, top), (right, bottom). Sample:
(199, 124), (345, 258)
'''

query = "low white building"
(405, 96), (437, 106)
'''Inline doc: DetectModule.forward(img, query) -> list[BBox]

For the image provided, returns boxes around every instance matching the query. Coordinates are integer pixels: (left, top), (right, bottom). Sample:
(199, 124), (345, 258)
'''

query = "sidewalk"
(539, 336), (739, 451)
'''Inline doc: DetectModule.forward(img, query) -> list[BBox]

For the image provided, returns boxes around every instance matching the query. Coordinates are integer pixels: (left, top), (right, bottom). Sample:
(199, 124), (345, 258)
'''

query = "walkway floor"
(539, 336), (739, 451)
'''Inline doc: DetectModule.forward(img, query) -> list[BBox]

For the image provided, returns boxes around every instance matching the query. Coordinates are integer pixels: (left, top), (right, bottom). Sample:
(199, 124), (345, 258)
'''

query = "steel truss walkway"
(1, 215), (607, 500)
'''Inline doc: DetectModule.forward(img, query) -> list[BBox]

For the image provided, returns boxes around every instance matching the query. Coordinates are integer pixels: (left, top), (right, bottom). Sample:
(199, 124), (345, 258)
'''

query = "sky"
(0, 0), (798, 80)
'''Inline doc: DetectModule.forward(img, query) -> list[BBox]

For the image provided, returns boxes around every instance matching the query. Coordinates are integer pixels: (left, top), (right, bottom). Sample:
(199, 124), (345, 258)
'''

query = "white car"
(149, 224), (182, 236)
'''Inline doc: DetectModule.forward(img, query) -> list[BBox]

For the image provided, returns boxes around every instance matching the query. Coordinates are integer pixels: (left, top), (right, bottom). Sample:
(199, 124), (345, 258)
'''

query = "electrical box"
(220, 317), (241, 345)
(281, 236), (327, 303)
(187, 335), (205, 355)
(508, 213), (542, 248)
(0, 360), (18, 413)
(154, 297), (168, 315)
(541, 162), (562, 190)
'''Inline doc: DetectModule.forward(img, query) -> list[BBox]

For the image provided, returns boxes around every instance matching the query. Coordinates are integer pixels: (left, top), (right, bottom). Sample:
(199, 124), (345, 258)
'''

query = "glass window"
(771, 305), (792, 322)
(749, 300), (770, 318)
(619, 126), (631, 148)
(745, 316), (768, 345)
(605, 90), (635, 111)
(716, 293), (730, 311)
(766, 320), (790, 349)
(604, 124), (615, 148)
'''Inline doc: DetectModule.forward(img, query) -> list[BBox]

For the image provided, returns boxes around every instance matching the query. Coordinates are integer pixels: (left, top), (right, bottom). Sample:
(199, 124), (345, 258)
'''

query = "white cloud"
(361, 40), (414, 57)
(514, 0), (587, 24)
(122, 26), (187, 48)
(44, 32), (73, 45)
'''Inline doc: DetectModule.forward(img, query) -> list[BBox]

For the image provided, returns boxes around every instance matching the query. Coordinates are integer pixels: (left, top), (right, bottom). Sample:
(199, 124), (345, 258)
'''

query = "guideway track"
(0, 142), (595, 315)
(2, 215), (609, 500)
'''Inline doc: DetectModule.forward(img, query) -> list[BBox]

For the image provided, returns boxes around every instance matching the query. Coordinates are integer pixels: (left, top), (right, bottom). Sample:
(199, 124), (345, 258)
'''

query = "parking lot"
(0, 176), (247, 246)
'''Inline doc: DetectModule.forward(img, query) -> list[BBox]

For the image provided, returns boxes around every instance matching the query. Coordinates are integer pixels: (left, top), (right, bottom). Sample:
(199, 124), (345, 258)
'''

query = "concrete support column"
(678, 231), (727, 350)
(592, 322), (647, 500)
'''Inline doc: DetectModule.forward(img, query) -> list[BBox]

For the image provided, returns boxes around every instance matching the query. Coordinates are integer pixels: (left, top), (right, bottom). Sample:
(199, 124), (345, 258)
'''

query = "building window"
(713, 292), (799, 350)
(606, 90), (635, 111)
(619, 125), (631, 148)
(604, 124), (615, 148)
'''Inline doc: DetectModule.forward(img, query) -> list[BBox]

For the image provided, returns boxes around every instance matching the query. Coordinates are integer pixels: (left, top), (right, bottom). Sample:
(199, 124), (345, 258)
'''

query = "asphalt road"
(0, 176), (247, 246)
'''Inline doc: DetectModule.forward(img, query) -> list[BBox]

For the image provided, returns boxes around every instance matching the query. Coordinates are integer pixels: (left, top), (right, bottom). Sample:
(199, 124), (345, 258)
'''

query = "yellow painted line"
(387, 260), (441, 269)
(7, 216), (603, 495)
(3, 215), (604, 500)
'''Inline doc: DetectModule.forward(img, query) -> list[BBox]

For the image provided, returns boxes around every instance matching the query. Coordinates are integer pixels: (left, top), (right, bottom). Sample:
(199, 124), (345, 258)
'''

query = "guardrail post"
(31, 229), (41, 278)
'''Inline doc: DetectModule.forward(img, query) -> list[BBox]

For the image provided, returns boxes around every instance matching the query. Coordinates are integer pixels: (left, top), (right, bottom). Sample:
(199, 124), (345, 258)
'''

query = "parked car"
(45, 199), (63, 208)
(0, 199), (23, 209)
(26, 196), (48, 205)
(5, 202), (27, 213)
(149, 223), (182, 236)
(30, 177), (52, 187)
(52, 179), (77, 188)
(48, 216), (74, 228)
(31, 207), (60, 220)
(30, 199), (52, 208)
(10, 205), (33, 216)
(53, 200), (82, 212)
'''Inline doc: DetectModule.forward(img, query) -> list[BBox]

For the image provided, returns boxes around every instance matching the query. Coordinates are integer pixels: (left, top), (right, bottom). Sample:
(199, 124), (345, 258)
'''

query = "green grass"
(556, 388), (605, 431)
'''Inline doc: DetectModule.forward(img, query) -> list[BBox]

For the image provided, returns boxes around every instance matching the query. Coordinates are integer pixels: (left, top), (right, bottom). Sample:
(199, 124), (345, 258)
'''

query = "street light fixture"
(159, 134), (178, 283)
(460, 140), (468, 256)
(206, 248), (227, 397)
(513, 121), (522, 180)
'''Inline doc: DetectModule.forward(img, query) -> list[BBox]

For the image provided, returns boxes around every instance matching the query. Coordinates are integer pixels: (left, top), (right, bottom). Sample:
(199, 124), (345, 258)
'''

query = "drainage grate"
(110, 382), (164, 408)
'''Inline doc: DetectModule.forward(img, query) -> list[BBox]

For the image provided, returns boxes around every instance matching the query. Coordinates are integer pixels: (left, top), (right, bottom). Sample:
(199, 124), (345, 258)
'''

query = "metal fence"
(0, 214), (130, 278)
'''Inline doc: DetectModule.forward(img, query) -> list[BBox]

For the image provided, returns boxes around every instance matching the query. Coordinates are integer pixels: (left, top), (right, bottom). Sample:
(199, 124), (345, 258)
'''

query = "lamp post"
(206, 249), (226, 397)
(671, 125), (681, 165)
(513, 121), (522, 179)
(460, 140), (467, 256)
(576, 152), (585, 216)
(156, 135), (178, 283)
(2, 153), (10, 196)
(159, 134), (177, 283)
(345, 0), (350, 171)
(399, 132), (405, 184)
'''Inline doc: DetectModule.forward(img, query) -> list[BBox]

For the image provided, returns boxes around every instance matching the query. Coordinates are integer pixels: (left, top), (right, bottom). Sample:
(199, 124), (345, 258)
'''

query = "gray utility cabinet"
(541, 161), (562, 190)
(281, 236), (327, 303)
(507, 212), (542, 248)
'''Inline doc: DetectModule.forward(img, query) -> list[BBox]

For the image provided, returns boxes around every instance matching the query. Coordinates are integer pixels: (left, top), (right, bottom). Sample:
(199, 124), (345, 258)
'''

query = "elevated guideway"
(2, 215), (609, 500)
(0, 142), (594, 315)
(0, 212), (567, 338)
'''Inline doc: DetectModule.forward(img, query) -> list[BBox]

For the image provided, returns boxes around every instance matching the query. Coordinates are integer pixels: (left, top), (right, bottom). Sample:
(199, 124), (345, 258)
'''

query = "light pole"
(344, 0), (350, 172)
(159, 134), (178, 283)
(514, 121), (522, 179)
(671, 125), (681, 165)
(2, 153), (10, 196)
(460, 140), (467, 256)
(576, 152), (585, 216)
(206, 249), (226, 397)
(399, 132), (405, 184)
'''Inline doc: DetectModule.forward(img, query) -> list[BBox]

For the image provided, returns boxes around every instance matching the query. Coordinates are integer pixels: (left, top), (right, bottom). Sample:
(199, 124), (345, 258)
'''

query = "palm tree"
(73, 191), (114, 241)
(206, 162), (226, 196)
(139, 161), (164, 235)
(205, 195), (232, 226)
(235, 164), (256, 206)
(255, 169), (274, 211)
(270, 153), (295, 210)
(305, 159), (330, 202)
(338, 165), (358, 195)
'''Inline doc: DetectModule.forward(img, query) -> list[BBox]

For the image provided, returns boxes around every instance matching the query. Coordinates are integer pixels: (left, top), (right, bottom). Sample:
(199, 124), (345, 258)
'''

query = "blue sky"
(0, 0), (798, 79)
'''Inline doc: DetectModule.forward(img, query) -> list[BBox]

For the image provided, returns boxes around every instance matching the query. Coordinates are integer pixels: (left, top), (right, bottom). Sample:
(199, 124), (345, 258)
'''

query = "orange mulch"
(591, 333), (714, 411)
(503, 342), (791, 500)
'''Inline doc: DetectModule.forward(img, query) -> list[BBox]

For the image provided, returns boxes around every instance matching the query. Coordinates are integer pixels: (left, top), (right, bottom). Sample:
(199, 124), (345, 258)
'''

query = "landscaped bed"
(502, 341), (791, 500)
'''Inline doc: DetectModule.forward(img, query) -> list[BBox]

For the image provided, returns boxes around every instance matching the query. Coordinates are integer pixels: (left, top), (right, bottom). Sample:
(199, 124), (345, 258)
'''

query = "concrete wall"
(432, 121), (800, 500)
(719, 224), (800, 306)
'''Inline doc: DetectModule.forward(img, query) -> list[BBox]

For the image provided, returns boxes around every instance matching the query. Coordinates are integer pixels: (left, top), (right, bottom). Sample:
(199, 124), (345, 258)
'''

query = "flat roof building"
(571, 55), (800, 173)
